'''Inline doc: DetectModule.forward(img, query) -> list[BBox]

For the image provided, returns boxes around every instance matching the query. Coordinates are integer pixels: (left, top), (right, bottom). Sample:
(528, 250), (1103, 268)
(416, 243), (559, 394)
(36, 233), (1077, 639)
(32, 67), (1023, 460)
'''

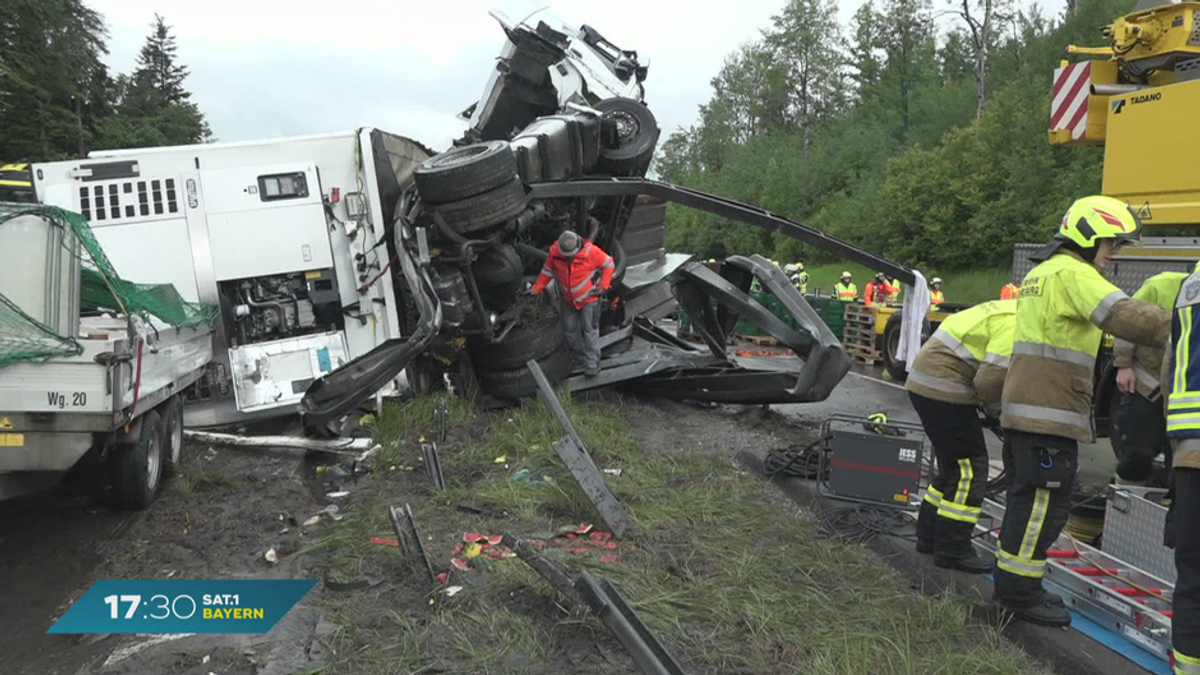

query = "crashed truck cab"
(299, 16), (923, 430)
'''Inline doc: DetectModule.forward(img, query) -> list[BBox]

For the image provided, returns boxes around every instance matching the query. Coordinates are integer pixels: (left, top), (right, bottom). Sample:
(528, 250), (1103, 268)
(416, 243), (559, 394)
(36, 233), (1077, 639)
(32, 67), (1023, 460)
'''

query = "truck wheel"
(110, 410), (164, 510)
(595, 98), (660, 173)
(429, 177), (527, 234)
(881, 312), (908, 382)
(413, 141), (518, 204)
(477, 344), (572, 400)
(469, 309), (566, 372)
(161, 396), (184, 477)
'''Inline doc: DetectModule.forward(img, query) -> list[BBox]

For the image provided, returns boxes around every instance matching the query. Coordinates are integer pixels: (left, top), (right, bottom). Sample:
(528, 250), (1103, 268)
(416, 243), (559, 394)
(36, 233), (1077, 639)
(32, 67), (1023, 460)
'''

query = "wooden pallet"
(734, 334), (781, 347)
(846, 343), (883, 364)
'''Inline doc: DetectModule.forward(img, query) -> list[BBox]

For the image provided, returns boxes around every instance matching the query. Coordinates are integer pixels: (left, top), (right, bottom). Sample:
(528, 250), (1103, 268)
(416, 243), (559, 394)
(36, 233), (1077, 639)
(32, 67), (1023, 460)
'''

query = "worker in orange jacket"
(1000, 282), (1020, 300)
(530, 231), (615, 376)
(864, 273), (897, 307)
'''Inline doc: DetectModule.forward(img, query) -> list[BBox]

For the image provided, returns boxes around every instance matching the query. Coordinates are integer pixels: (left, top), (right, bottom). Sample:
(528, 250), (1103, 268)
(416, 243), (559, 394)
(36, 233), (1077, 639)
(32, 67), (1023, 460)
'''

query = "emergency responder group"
(906, 195), (1197, 636)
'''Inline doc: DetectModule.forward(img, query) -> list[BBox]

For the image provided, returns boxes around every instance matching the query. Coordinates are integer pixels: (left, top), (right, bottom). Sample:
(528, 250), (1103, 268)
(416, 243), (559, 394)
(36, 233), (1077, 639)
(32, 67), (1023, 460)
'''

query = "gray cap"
(557, 230), (581, 256)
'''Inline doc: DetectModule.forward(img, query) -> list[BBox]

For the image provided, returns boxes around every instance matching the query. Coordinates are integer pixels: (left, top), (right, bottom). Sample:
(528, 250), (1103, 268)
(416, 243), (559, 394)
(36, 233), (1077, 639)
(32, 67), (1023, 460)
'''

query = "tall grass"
(800, 263), (1015, 305)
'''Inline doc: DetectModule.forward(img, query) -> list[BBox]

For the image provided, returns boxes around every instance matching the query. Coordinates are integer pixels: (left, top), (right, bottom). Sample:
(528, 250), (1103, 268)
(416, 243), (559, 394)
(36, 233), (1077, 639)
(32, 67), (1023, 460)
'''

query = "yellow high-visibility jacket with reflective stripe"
(906, 300), (1016, 406)
(835, 282), (856, 301)
(1113, 272), (1185, 400)
(1167, 270), (1200, 469)
(1001, 251), (1170, 442)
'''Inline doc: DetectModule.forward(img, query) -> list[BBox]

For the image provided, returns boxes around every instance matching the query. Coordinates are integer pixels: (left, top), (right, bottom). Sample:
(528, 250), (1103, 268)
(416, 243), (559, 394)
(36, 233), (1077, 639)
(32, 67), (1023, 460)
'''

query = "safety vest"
(835, 282), (856, 302)
(906, 300), (1016, 406)
(791, 272), (809, 295)
(929, 289), (945, 305)
(1167, 270), (1200, 468)
(887, 278), (901, 304)
(1000, 283), (1019, 300)
(1114, 272), (1186, 400)
(531, 239), (615, 310)
(1000, 251), (1152, 442)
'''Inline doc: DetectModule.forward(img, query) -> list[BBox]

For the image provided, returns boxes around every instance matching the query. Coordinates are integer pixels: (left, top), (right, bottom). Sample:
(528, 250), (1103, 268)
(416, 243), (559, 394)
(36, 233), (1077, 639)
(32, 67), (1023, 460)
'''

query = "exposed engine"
(219, 270), (343, 347)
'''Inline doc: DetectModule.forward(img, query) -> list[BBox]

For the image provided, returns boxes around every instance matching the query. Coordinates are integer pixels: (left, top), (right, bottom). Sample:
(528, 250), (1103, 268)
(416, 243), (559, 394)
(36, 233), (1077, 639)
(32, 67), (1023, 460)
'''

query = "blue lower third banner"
(48, 580), (317, 634)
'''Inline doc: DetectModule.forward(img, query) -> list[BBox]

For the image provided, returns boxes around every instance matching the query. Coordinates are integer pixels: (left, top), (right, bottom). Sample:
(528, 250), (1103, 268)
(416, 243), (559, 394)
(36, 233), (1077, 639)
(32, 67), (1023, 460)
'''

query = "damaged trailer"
(30, 11), (921, 433)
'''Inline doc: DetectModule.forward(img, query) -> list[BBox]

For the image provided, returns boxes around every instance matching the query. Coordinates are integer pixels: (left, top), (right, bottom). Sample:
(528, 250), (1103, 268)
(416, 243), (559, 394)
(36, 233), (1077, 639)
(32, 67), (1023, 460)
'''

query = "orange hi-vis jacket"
(864, 279), (897, 306)
(1000, 283), (1019, 300)
(531, 238), (615, 310)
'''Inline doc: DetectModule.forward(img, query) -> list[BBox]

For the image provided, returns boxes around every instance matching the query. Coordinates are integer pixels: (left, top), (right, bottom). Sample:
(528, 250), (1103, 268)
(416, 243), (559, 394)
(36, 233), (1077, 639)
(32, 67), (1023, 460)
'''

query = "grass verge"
(308, 393), (1047, 675)
(803, 264), (1013, 305)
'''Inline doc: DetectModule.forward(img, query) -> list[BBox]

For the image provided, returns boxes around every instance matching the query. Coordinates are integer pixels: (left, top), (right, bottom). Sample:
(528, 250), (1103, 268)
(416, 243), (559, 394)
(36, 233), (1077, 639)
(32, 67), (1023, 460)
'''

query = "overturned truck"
(32, 13), (918, 432)
(296, 14), (920, 431)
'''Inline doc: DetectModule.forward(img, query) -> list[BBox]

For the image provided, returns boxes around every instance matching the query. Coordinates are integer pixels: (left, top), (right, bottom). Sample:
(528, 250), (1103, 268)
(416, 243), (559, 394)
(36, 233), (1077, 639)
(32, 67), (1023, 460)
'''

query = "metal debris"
(500, 532), (578, 609)
(388, 504), (437, 583)
(575, 572), (687, 675)
(421, 442), (446, 490)
(528, 359), (634, 537)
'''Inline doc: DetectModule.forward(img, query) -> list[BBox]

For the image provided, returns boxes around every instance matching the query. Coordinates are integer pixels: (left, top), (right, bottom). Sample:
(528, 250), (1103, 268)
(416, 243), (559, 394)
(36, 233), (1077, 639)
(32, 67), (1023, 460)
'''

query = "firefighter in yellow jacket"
(907, 300), (1015, 573)
(1112, 271), (1186, 483)
(1164, 261), (1200, 675)
(994, 196), (1171, 626)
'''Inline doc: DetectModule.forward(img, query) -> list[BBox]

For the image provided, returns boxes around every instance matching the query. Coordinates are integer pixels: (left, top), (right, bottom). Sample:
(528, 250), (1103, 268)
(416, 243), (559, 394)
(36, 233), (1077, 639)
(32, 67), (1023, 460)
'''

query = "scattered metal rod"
(183, 430), (376, 456)
(500, 532), (578, 608)
(436, 399), (448, 442)
(575, 572), (688, 675)
(388, 504), (436, 583)
(528, 359), (634, 537)
(421, 442), (446, 490)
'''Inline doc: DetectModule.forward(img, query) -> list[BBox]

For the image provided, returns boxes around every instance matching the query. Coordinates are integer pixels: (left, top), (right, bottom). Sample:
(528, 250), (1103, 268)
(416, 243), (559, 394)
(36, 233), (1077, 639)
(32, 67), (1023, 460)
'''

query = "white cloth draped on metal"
(896, 270), (931, 372)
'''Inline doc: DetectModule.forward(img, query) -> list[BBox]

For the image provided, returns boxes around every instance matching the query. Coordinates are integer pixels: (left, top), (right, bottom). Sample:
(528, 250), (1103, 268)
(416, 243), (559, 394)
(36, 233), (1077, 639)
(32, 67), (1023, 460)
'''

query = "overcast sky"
(92, 0), (1065, 152)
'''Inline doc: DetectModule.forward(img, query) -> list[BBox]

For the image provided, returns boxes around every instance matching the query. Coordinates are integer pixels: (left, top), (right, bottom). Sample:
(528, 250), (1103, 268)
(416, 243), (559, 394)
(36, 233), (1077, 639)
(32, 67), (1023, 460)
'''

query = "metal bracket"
(574, 572), (688, 675)
(420, 442), (446, 490)
(388, 504), (437, 583)
(528, 359), (634, 537)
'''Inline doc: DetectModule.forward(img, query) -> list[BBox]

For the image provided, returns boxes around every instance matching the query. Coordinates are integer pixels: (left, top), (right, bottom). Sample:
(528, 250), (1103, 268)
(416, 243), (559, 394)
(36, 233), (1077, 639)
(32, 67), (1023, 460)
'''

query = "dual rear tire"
(109, 395), (184, 510)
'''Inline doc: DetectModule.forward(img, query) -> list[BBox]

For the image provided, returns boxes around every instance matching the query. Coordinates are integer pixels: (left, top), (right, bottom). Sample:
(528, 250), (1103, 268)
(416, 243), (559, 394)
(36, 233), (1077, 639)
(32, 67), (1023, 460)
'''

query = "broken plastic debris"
(265, 548), (278, 564)
(370, 537), (400, 547)
(202, 655), (211, 664)
(326, 491), (350, 499)
(493, 455), (507, 464)
(436, 572), (449, 585)
(359, 414), (376, 426)
(321, 505), (339, 515)
(464, 542), (482, 558)
(602, 468), (623, 476)
(451, 558), (470, 571)
(302, 516), (321, 527)
(511, 468), (532, 482)
(445, 586), (464, 597)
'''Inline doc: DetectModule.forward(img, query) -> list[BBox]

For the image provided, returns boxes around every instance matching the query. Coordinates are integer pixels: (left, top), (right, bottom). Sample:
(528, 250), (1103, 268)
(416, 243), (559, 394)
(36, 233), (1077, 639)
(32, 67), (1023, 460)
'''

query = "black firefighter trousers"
(1168, 467), (1200, 671)
(994, 429), (1079, 606)
(909, 392), (989, 559)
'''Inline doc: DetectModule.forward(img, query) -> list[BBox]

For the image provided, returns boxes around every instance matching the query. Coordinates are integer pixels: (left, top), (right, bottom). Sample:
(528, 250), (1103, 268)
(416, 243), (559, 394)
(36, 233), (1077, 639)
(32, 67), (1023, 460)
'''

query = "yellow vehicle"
(1025, 2), (1200, 438)
(0, 164), (36, 203)
(871, 302), (968, 381)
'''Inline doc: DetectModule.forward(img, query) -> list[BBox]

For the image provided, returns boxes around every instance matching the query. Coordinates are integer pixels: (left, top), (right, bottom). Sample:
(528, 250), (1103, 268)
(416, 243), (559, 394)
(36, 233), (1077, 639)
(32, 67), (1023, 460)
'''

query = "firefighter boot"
(934, 551), (995, 574)
(995, 596), (1071, 627)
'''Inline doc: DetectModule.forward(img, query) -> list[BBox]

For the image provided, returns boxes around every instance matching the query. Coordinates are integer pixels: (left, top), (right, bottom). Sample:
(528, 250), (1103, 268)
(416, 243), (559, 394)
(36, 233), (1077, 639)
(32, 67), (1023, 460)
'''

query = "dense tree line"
(657, 0), (1133, 270)
(0, 0), (210, 162)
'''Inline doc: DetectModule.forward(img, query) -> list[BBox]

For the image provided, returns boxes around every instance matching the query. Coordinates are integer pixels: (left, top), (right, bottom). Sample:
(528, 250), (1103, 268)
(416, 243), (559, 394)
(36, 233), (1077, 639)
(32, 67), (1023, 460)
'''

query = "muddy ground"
(0, 389), (1034, 675)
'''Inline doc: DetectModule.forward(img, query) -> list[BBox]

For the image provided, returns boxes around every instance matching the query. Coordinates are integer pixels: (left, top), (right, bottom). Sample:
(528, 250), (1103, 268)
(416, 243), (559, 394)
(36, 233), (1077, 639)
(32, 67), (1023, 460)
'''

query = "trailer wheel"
(469, 309), (566, 372)
(595, 98), (660, 173)
(110, 410), (164, 510)
(414, 140), (518, 204)
(429, 177), (527, 234)
(477, 344), (572, 400)
(161, 396), (184, 477)
(881, 312), (908, 382)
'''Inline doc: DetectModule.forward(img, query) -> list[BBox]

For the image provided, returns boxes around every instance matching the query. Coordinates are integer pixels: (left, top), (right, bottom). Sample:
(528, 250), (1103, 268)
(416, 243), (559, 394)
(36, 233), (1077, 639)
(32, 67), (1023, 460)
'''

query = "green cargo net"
(0, 204), (218, 366)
